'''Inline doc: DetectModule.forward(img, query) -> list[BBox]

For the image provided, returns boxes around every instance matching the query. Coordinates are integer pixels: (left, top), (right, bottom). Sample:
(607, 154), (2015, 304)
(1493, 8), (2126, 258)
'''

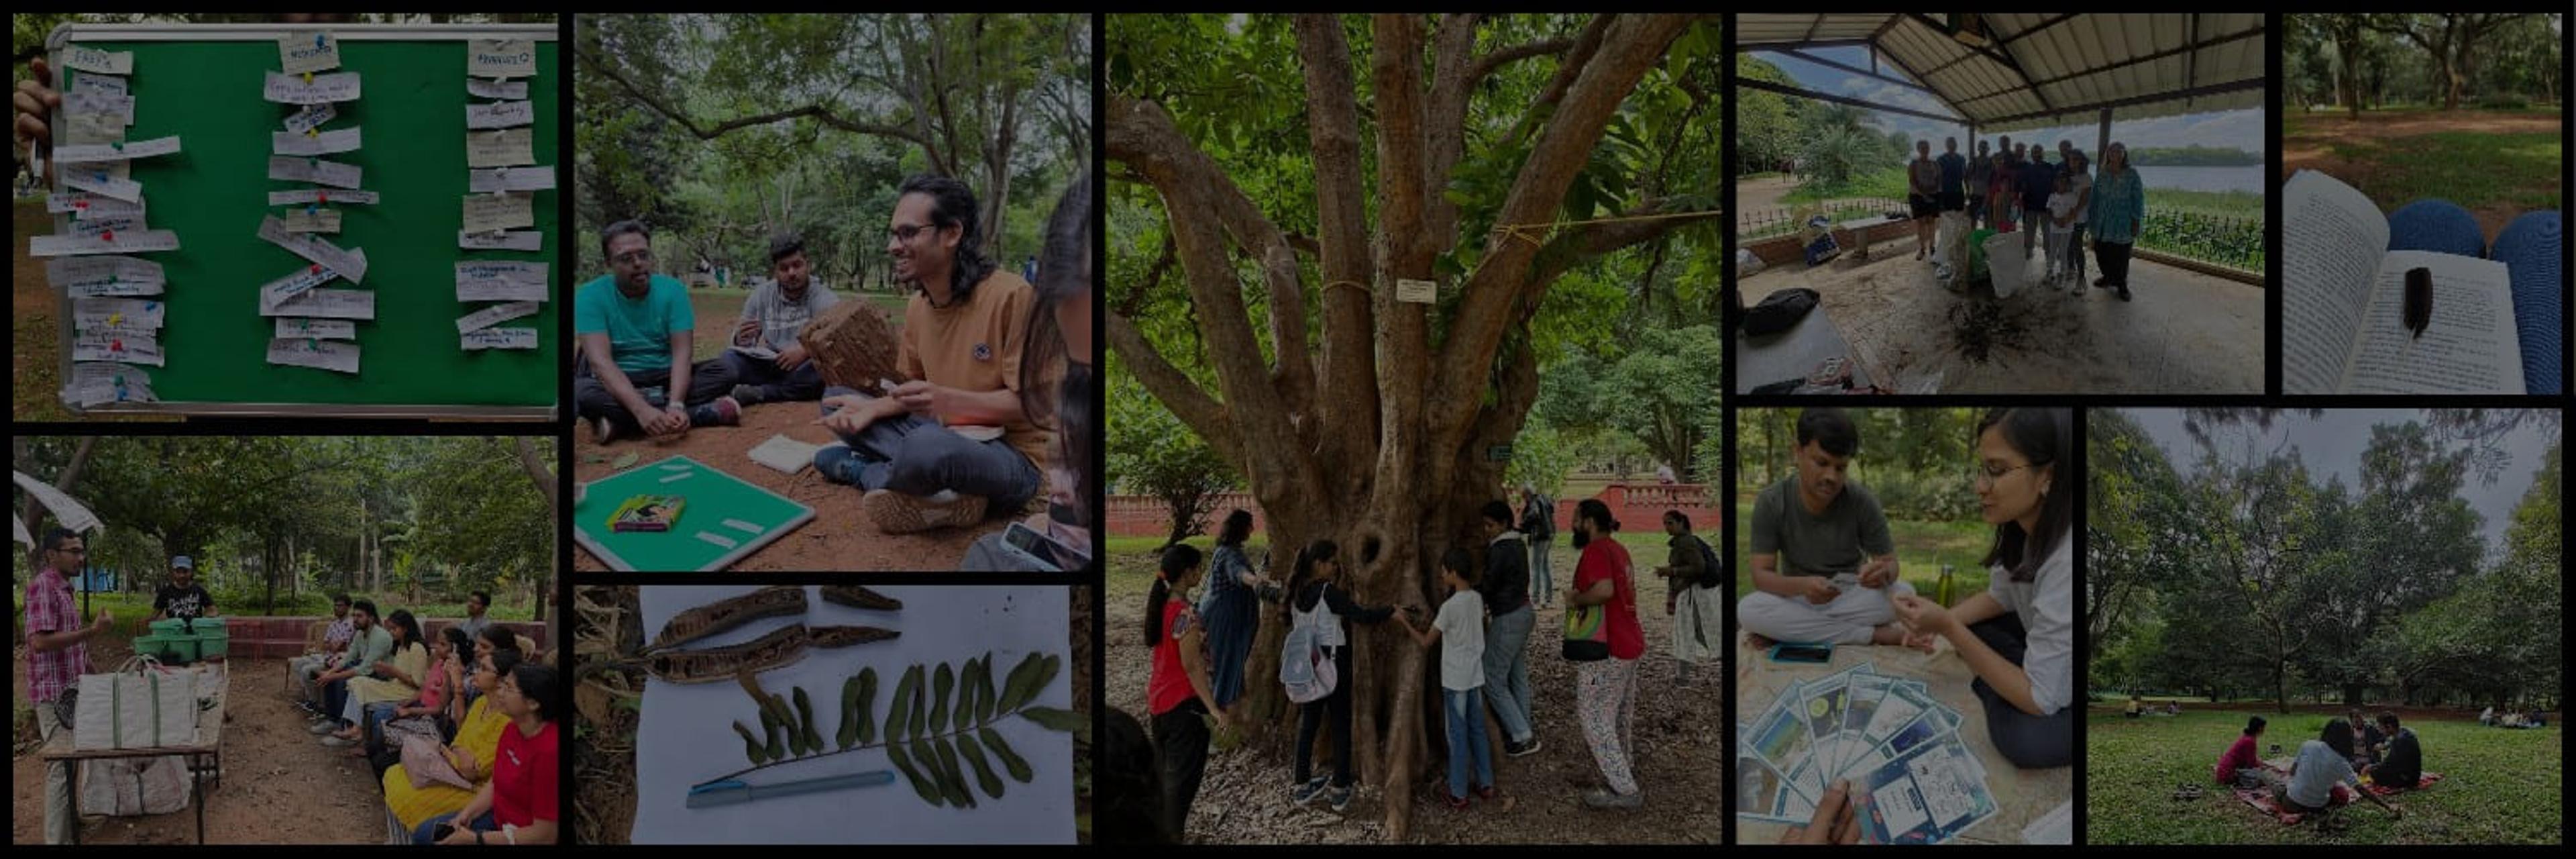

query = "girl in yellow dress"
(384, 649), (519, 836)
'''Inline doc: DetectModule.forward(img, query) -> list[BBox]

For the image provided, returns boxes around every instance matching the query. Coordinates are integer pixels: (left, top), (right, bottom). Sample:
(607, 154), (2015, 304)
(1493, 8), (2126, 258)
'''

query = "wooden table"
(40, 662), (229, 844)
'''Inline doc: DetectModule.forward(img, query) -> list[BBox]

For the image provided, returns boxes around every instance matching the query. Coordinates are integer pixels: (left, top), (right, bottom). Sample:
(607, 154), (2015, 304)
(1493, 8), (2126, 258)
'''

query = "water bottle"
(1937, 564), (1956, 608)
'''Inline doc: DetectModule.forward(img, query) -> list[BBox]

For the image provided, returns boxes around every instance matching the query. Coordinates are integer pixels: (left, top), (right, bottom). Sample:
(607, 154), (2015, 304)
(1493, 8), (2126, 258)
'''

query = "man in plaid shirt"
(25, 527), (114, 844)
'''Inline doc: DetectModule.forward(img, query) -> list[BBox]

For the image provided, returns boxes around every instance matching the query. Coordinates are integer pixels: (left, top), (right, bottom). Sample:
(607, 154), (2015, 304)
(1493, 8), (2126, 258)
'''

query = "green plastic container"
(189, 617), (229, 660)
(136, 634), (200, 663)
(148, 618), (192, 638)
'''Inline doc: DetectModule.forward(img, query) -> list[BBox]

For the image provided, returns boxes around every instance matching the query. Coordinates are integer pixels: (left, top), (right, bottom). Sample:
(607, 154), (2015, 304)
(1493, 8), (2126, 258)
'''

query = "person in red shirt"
(1144, 544), (1223, 842)
(25, 527), (111, 844)
(1566, 499), (1644, 810)
(433, 662), (559, 844)
(2215, 715), (2276, 788)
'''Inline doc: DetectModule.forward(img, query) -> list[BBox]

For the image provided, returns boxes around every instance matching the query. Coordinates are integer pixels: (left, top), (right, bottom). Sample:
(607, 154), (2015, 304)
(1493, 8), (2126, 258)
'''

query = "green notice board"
(46, 24), (558, 418)
(573, 456), (816, 572)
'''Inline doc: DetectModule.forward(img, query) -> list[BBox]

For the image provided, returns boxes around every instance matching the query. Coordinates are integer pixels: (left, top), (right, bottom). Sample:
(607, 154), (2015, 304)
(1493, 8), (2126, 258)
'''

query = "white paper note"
(455, 260), (549, 301)
(30, 230), (178, 256)
(263, 288), (376, 320)
(1396, 279), (1437, 303)
(68, 215), (144, 241)
(280, 208), (341, 234)
(63, 362), (155, 407)
(267, 155), (364, 189)
(468, 166), (556, 193)
(64, 90), (134, 125)
(257, 215), (370, 283)
(54, 136), (180, 164)
(275, 317), (358, 340)
(256, 262), (345, 307)
(47, 256), (164, 295)
(721, 519), (765, 536)
(267, 338), (361, 374)
(467, 39), (537, 79)
(461, 193), (535, 233)
(455, 300), (542, 333)
(63, 46), (134, 75)
(462, 327), (539, 350)
(464, 129), (534, 168)
(272, 127), (362, 156)
(268, 188), (378, 205)
(458, 230), (543, 251)
(465, 78), (527, 100)
(692, 530), (738, 549)
(466, 99), (535, 130)
(278, 30), (341, 75)
(46, 192), (144, 219)
(76, 73), (127, 97)
(283, 103), (336, 135)
(61, 168), (144, 203)
(73, 297), (166, 336)
(262, 70), (362, 104)
(73, 332), (163, 366)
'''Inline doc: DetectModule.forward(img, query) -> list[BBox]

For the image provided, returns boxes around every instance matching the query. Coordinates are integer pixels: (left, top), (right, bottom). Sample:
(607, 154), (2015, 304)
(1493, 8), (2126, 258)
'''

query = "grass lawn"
(680, 287), (910, 362)
(1779, 166), (1911, 205)
(2322, 131), (2563, 213)
(1729, 501), (1992, 600)
(2088, 707), (2562, 844)
(2147, 188), (2265, 217)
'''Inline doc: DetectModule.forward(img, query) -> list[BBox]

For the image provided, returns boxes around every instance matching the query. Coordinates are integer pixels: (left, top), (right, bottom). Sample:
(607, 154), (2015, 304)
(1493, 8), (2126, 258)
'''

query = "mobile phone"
(1770, 642), (1835, 663)
(433, 822), (457, 842)
(1003, 521), (1079, 570)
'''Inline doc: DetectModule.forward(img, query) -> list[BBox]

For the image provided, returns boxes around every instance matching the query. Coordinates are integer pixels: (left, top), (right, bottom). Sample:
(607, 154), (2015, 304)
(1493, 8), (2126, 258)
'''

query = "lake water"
(2132, 165), (2264, 194)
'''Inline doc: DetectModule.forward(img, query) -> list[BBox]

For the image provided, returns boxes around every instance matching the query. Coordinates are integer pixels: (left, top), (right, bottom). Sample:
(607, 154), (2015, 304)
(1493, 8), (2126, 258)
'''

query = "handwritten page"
(76, 72), (128, 96)
(455, 300), (542, 333)
(263, 70), (362, 104)
(283, 103), (336, 135)
(263, 288), (376, 320)
(466, 79), (527, 100)
(267, 155), (364, 189)
(68, 215), (144, 241)
(276, 317), (358, 340)
(272, 127), (362, 156)
(466, 99), (535, 130)
(64, 91), (134, 125)
(455, 260), (548, 301)
(256, 262), (345, 307)
(279, 30), (341, 75)
(30, 230), (178, 256)
(462, 193), (535, 233)
(63, 45), (133, 75)
(468, 39), (537, 79)
(462, 327), (539, 350)
(258, 215), (370, 283)
(280, 208), (341, 234)
(268, 188), (378, 206)
(48, 256), (165, 295)
(460, 230), (543, 251)
(74, 332), (163, 366)
(465, 129), (534, 168)
(266, 338), (361, 374)
(468, 166), (556, 193)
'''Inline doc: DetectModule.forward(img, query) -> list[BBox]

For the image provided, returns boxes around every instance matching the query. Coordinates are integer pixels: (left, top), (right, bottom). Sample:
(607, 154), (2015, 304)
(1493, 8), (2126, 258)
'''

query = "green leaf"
(793, 687), (820, 753)
(956, 731), (1006, 799)
(759, 709), (785, 761)
(856, 668), (879, 746)
(930, 662), (954, 733)
(922, 738), (972, 808)
(887, 742), (941, 806)
(975, 652), (997, 724)
(734, 721), (766, 765)
(998, 652), (1048, 713)
(980, 727), (1032, 782)
(611, 452), (640, 470)
(957, 657), (983, 728)
(838, 677), (859, 750)
(887, 664), (916, 741)
(1019, 705), (1085, 734)
(908, 666), (928, 741)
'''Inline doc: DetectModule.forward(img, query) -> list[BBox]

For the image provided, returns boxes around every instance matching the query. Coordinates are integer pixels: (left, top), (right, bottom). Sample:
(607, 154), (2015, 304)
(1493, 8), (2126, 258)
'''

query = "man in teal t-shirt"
(575, 221), (741, 441)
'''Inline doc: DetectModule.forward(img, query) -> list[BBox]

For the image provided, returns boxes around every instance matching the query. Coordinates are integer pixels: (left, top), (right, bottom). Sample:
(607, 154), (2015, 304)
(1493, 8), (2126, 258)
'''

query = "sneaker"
(1473, 785), (1499, 801)
(1291, 776), (1330, 805)
(1444, 793), (1471, 811)
(591, 415), (617, 444)
(309, 720), (339, 734)
(863, 488), (988, 534)
(2092, 276), (2109, 288)
(1328, 785), (1354, 812)
(318, 735), (354, 748)
(729, 383), (766, 407)
(687, 395), (742, 427)
(1580, 787), (1643, 810)
(2116, 285), (2133, 302)
(814, 444), (865, 485)
(1505, 738), (1543, 758)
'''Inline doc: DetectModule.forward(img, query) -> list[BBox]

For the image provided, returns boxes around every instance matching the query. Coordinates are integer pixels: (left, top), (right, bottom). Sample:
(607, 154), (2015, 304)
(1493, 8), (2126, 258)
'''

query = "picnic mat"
(2231, 772), (2442, 824)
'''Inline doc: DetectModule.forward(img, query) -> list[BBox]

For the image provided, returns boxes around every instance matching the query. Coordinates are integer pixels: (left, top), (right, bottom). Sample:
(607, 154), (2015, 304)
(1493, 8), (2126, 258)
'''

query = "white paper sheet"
(262, 288), (375, 320)
(46, 192), (144, 219)
(262, 70), (362, 104)
(276, 317), (358, 340)
(272, 127), (362, 156)
(279, 208), (341, 234)
(267, 337), (361, 374)
(467, 39), (537, 79)
(468, 166), (556, 193)
(461, 192), (535, 233)
(462, 327), (539, 350)
(47, 255), (164, 295)
(283, 103), (336, 135)
(63, 45), (133, 75)
(278, 31), (341, 75)
(459, 230), (543, 251)
(465, 128), (535, 168)
(73, 297), (164, 335)
(31, 230), (178, 256)
(466, 99), (535, 130)
(72, 332), (162, 366)
(60, 168), (144, 203)
(466, 79), (527, 100)
(63, 91), (134, 125)
(632, 586), (1075, 844)
(63, 362), (155, 407)
(455, 260), (548, 301)
(267, 154), (364, 189)
(268, 188), (378, 206)
(55, 136), (180, 164)
(257, 215), (370, 283)
(455, 300), (542, 333)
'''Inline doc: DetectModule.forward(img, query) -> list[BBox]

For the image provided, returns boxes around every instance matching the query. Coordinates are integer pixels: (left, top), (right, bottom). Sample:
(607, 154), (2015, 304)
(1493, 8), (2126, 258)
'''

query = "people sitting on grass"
(291, 593), (357, 713)
(423, 663), (560, 845)
(2347, 707), (2386, 770)
(2166, 701), (2181, 715)
(1739, 407), (1933, 650)
(2479, 705), (2495, 726)
(2215, 715), (2280, 788)
(812, 174), (1046, 534)
(390, 648), (521, 844)
(2363, 712), (2422, 790)
(1283, 539), (1396, 813)
(148, 554), (217, 623)
(1144, 544), (1220, 842)
(327, 609), (425, 751)
(1657, 510), (1721, 687)
(2127, 695), (2143, 719)
(2277, 717), (2402, 820)
(1890, 408), (2075, 770)
(1475, 501), (1540, 758)
(311, 599), (391, 736)
(1395, 548), (1497, 811)
(722, 232), (841, 407)
(1568, 499), (1648, 811)
(576, 219), (743, 444)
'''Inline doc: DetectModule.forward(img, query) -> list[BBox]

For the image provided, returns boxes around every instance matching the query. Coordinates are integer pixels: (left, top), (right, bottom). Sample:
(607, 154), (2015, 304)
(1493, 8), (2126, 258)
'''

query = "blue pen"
(686, 770), (896, 809)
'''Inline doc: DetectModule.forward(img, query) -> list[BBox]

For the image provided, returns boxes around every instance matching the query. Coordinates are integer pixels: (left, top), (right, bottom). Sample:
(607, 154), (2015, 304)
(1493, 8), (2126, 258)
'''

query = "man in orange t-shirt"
(814, 174), (1049, 534)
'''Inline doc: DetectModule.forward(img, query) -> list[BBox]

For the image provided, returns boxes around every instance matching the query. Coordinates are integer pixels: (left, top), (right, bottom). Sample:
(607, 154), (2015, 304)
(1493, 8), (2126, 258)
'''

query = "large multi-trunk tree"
(1108, 13), (1717, 838)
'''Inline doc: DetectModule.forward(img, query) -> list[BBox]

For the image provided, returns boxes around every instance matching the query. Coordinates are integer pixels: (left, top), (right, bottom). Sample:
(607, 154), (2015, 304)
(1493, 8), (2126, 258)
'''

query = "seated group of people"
(2214, 712), (2420, 819)
(572, 175), (1097, 569)
(2479, 705), (2549, 728)
(286, 591), (559, 845)
(2123, 695), (2182, 717)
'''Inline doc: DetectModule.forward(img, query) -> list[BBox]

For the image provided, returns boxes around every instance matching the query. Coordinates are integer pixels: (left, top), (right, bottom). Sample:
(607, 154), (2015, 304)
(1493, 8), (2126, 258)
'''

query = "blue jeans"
(719, 350), (826, 402)
(413, 810), (497, 845)
(320, 676), (351, 725)
(2387, 201), (2564, 394)
(816, 388), (1043, 512)
(1480, 605), (1536, 744)
(1528, 538), (1554, 602)
(1443, 689), (1495, 798)
(362, 702), (399, 750)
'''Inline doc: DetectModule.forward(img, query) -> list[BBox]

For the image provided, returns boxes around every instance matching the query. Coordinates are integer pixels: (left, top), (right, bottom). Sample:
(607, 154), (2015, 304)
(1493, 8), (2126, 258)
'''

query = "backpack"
(1686, 533), (1724, 589)
(1743, 288), (1819, 337)
(1279, 586), (1340, 704)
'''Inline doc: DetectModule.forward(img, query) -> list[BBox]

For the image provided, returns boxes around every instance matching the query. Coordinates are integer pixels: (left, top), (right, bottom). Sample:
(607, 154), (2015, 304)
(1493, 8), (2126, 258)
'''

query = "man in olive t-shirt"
(1737, 408), (1929, 648)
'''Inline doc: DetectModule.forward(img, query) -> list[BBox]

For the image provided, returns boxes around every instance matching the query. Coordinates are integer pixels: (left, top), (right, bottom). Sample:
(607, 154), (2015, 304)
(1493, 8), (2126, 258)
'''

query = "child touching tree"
(1144, 545), (1223, 841)
(1395, 548), (1496, 810)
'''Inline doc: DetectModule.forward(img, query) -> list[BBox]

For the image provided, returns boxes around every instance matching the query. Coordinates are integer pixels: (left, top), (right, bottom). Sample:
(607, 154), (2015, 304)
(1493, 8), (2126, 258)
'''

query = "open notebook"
(2283, 170), (2523, 395)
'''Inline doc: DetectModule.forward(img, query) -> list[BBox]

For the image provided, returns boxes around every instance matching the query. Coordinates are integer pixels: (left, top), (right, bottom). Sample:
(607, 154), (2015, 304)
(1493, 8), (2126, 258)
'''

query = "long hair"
(1287, 539), (1339, 607)
(1020, 178), (1095, 533)
(510, 663), (559, 722)
(1976, 408), (2072, 583)
(2321, 717), (2356, 758)
(384, 609), (423, 656)
(478, 623), (520, 658)
(439, 626), (472, 660)
(896, 174), (997, 304)
(1218, 509), (1254, 547)
(1144, 544), (1203, 645)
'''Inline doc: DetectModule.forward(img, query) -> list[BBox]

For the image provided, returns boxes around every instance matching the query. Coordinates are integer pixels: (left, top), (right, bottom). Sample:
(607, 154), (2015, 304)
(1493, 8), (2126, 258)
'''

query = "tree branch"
(575, 43), (949, 175)
(1105, 311), (1244, 470)
(1468, 37), (1578, 83)
(1295, 15), (1383, 500)
(1368, 14), (1439, 521)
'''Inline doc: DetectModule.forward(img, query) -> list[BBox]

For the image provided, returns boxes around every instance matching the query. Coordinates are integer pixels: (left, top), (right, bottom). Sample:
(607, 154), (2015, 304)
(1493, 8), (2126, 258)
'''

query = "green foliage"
(1777, 166), (1911, 205)
(1867, 469), (1978, 522)
(1733, 55), (1804, 176)
(1594, 325), (1723, 481)
(1104, 364), (1238, 545)
(1504, 423), (1578, 499)
(2125, 146), (2265, 166)
(1792, 103), (1892, 191)
(2137, 207), (2267, 271)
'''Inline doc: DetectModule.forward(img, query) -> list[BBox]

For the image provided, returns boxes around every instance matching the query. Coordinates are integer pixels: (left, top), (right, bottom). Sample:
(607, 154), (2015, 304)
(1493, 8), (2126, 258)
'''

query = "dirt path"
(12, 654), (386, 845)
(2282, 109), (2563, 243)
(1104, 543), (1722, 845)
(1734, 176), (1801, 223)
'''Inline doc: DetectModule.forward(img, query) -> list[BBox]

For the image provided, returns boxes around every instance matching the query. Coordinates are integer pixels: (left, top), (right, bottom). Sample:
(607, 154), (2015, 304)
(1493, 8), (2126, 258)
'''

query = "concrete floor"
(1736, 244), (2263, 394)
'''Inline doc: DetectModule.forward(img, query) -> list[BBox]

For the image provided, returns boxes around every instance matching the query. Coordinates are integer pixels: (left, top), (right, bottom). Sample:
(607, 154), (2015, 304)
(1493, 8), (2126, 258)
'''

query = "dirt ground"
(572, 289), (1010, 572)
(1104, 542), (1724, 845)
(2282, 109), (2563, 243)
(11, 654), (385, 845)
(1737, 246), (2263, 394)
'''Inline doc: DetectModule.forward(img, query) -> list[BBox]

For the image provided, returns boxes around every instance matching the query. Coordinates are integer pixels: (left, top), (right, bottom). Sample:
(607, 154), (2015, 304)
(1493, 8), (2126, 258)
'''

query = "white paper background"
(632, 585), (1073, 844)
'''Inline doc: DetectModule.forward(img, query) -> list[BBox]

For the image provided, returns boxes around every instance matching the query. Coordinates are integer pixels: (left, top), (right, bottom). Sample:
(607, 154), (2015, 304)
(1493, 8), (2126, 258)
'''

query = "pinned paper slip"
(657, 471), (693, 484)
(276, 317), (358, 340)
(467, 39), (537, 79)
(63, 45), (134, 75)
(465, 129), (535, 168)
(280, 208), (341, 234)
(461, 193), (535, 233)
(69, 215), (144, 241)
(61, 170), (144, 203)
(64, 91), (135, 125)
(258, 215), (370, 283)
(74, 297), (165, 330)
(31, 230), (178, 257)
(693, 531), (740, 550)
(46, 192), (144, 219)
(73, 332), (164, 366)
(466, 79), (527, 100)
(454, 300), (541, 334)
(267, 154), (364, 189)
(657, 463), (693, 472)
(272, 127), (362, 156)
(74, 73), (127, 97)
(262, 70), (362, 104)
(63, 362), (156, 407)
(54, 136), (180, 164)
(264, 288), (376, 321)
(455, 260), (547, 302)
(279, 30), (341, 75)
(48, 256), (164, 295)
(269, 188), (378, 206)
(460, 327), (538, 350)
(465, 99), (535, 130)
(468, 166), (556, 193)
(283, 103), (336, 135)
(459, 230), (543, 251)
(266, 337), (360, 374)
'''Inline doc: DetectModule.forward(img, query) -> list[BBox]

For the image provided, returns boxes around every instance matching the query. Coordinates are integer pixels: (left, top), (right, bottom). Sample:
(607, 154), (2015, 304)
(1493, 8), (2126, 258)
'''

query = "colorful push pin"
(307, 203), (318, 216)
(308, 338), (320, 350)
(303, 71), (315, 84)
(110, 141), (123, 151)
(144, 301), (156, 311)
(315, 34), (327, 48)
(100, 229), (115, 242)
(95, 171), (108, 183)
(73, 199), (87, 210)
(307, 127), (319, 138)
(108, 313), (123, 325)
(111, 338), (123, 350)
(318, 191), (329, 203)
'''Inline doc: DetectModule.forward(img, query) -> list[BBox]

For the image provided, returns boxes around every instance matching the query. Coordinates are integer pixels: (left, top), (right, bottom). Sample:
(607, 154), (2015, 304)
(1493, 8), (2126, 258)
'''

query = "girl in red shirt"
(1145, 544), (1222, 842)
(431, 663), (558, 844)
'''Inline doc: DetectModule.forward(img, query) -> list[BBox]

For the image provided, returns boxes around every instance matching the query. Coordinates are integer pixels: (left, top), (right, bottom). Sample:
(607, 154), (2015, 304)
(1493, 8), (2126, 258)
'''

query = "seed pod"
(819, 585), (903, 611)
(647, 586), (806, 652)
(809, 625), (900, 649)
(649, 624), (810, 684)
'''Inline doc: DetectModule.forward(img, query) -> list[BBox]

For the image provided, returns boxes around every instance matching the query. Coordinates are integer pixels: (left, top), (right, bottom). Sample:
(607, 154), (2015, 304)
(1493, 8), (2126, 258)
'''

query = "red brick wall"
(1107, 484), (1722, 540)
(214, 616), (549, 660)
(1743, 219), (1921, 266)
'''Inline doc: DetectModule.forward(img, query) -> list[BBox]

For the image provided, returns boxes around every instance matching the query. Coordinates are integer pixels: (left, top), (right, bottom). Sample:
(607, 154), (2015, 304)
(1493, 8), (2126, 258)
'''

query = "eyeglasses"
(888, 223), (940, 243)
(612, 249), (654, 265)
(1973, 462), (2037, 486)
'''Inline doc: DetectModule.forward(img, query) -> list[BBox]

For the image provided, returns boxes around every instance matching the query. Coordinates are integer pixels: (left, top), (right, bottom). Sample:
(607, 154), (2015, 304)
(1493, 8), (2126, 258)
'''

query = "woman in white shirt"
(1892, 408), (2075, 768)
